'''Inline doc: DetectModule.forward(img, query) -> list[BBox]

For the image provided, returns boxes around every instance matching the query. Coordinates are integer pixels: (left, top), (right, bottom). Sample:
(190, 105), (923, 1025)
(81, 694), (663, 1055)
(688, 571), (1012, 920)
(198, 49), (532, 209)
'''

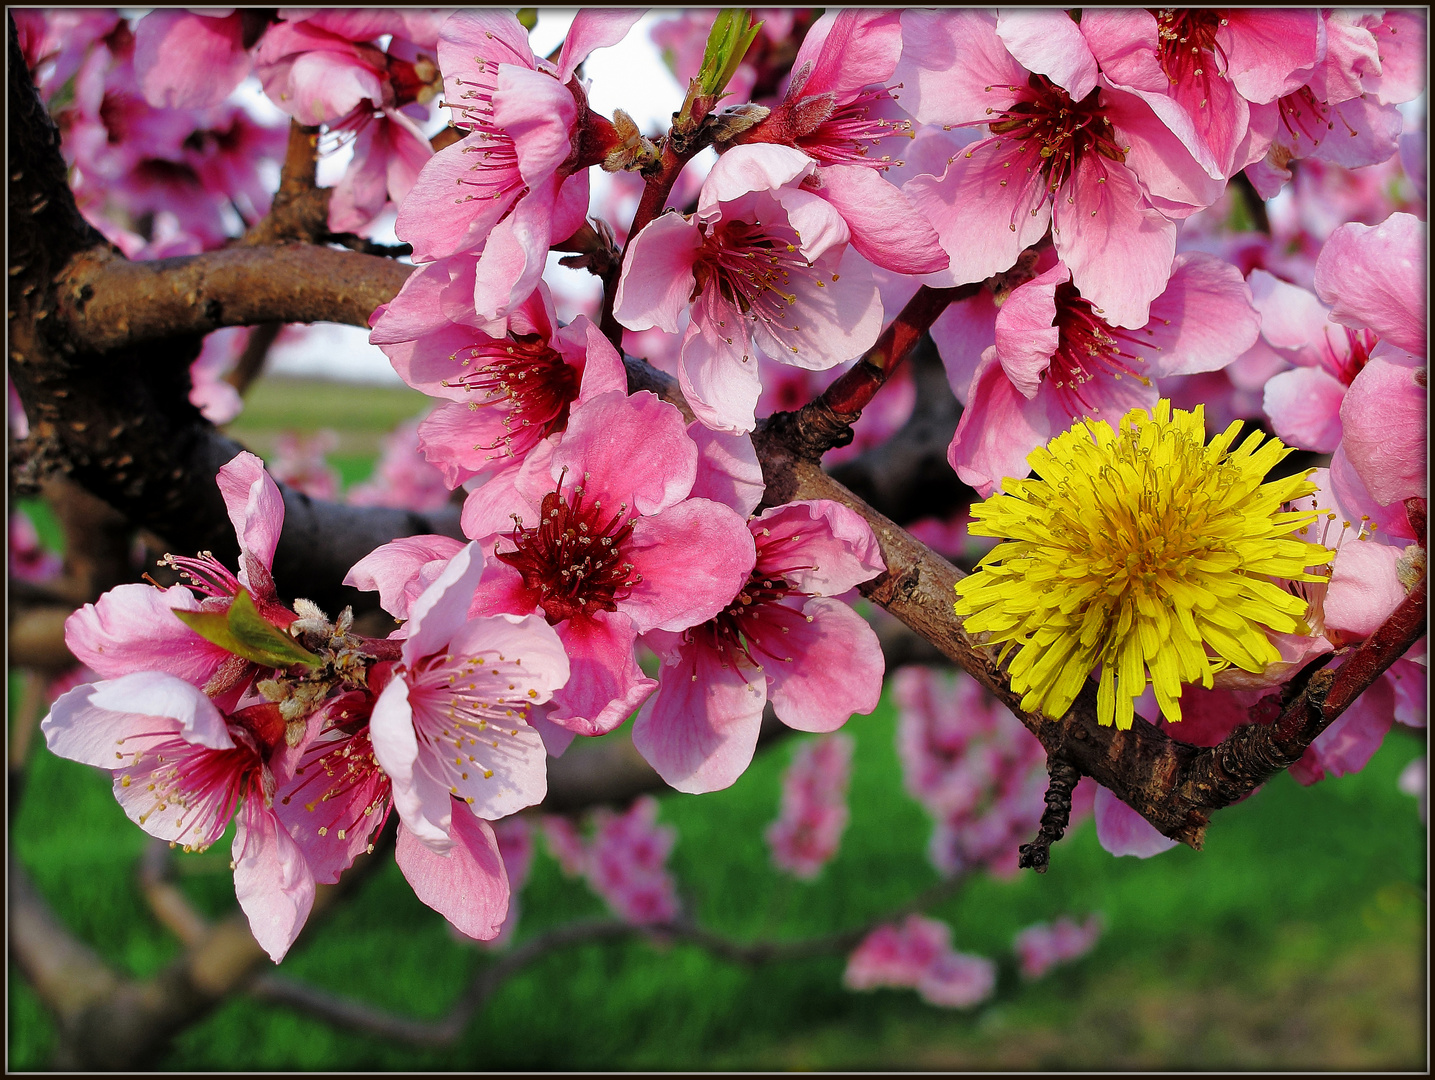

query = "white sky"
(260, 10), (686, 384)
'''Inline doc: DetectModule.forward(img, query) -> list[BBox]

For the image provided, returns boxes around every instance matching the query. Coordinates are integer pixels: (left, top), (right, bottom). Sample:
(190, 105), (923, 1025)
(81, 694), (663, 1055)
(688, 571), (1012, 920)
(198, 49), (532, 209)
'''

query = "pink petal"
(42, 675), (224, 770)
(948, 348), (1053, 497)
(1052, 160), (1176, 329)
(64, 583), (233, 684)
(903, 145), (1053, 290)
(492, 65), (578, 187)
(394, 135), (517, 263)
(548, 610), (656, 737)
(697, 145), (814, 218)
(86, 671), (236, 749)
(995, 9), (1098, 99)
(216, 451), (285, 587)
(345, 535), (466, 622)
(326, 117), (390, 234)
(1324, 540), (1409, 641)
(1262, 366), (1347, 452)
(1314, 214), (1426, 356)
(473, 174), (564, 328)
(930, 290), (1000, 404)
(1289, 674), (1396, 784)
(402, 542), (486, 661)
(816, 165), (949, 275)
(751, 500), (885, 596)
(1143, 252), (1261, 376)
(396, 806), (510, 940)
(993, 262), (1067, 398)
(281, 48), (385, 125)
(1338, 356), (1427, 506)
(613, 212), (702, 335)
(369, 258), (483, 354)
(1328, 447), (1417, 542)
(135, 10), (251, 110)
(688, 424), (765, 517)
(791, 10), (902, 103)
(555, 9), (644, 83)
(624, 499), (757, 634)
(1363, 11), (1427, 106)
(1078, 10), (1166, 94)
(566, 315), (630, 405)
(551, 390), (697, 519)
(631, 637), (767, 793)
(1222, 9), (1323, 104)
(765, 598), (884, 732)
(437, 10), (535, 81)
(233, 798), (316, 963)
(1093, 786), (1178, 857)
(678, 314), (764, 434)
(370, 676), (455, 851)
(752, 246), (883, 372)
(462, 457), (539, 543)
(1104, 86), (1226, 217)
(1245, 270), (1331, 355)
(892, 9), (1025, 126)
(416, 401), (509, 488)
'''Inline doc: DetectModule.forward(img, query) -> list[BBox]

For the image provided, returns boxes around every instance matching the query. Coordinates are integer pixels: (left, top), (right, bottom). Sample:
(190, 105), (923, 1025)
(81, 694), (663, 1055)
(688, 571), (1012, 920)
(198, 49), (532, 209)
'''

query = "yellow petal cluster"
(953, 401), (1334, 730)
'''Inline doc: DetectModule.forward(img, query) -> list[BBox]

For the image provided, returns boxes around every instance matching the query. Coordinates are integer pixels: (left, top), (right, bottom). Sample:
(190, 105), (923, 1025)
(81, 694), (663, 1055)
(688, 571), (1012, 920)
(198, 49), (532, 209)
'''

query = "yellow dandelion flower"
(953, 401), (1334, 730)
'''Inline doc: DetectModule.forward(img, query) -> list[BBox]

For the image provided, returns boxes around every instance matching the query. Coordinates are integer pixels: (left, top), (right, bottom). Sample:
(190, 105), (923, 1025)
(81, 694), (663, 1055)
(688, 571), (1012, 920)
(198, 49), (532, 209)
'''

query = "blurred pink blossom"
(844, 914), (996, 1009)
(765, 733), (854, 880)
(1013, 913), (1105, 980)
(586, 796), (680, 925)
(269, 430), (341, 501)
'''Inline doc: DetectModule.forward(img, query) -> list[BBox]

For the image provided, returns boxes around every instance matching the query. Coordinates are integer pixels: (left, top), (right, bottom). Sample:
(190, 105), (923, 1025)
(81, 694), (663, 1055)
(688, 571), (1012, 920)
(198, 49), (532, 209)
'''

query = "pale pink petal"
(613, 212), (702, 334)
(64, 584), (233, 684)
(326, 119), (390, 234)
(1094, 786), (1178, 857)
(369, 260), (482, 354)
(282, 48), (385, 125)
(345, 535), (466, 622)
(992, 262), (1066, 398)
(135, 10), (252, 110)
(394, 135), (517, 263)
(792, 9), (902, 102)
(765, 598), (884, 732)
(948, 348), (1053, 497)
(1104, 86), (1226, 217)
(631, 638), (767, 793)
(697, 144), (814, 219)
(492, 65), (578, 186)
(529, 707), (577, 757)
(1245, 270), (1330, 354)
(473, 174), (564, 327)
(772, 186), (851, 263)
(216, 451), (285, 585)
(551, 390), (697, 518)
(1310, 97), (1404, 170)
(903, 145), (1053, 289)
(401, 542), (486, 660)
(1339, 356), (1427, 506)
(995, 9), (1098, 99)
(86, 671), (236, 749)
(416, 401), (508, 488)
(437, 10), (535, 80)
(815, 165), (949, 275)
(1314, 214), (1426, 356)
(1329, 446), (1418, 542)
(42, 676), (228, 770)
(555, 9), (644, 83)
(688, 424), (765, 517)
(396, 807), (510, 940)
(1053, 161), (1176, 329)
(548, 610), (656, 737)
(566, 315), (630, 404)
(1262, 366), (1347, 453)
(1390, 657), (1426, 729)
(679, 312), (765, 434)
(624, 500), (757, 634)
(1363, 11), (1427, 106)
(892, 9), (1025, 127)
(1142, 252), (1261, 376)
(751, 501), (885, 596)
(751, 246), (884, 372)
(233, 798), (316, 963)
(370, 676), (454, 851)
(1222, 9), (1323, 104)
(1324, 540), (1409, 641)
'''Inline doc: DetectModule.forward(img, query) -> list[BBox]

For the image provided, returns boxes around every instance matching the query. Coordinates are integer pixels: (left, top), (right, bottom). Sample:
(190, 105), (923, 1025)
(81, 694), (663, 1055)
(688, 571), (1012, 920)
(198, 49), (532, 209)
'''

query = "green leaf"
(515, 8), (538, 32)
(697, 9), (763, 100)
(173, 589), (321, 670)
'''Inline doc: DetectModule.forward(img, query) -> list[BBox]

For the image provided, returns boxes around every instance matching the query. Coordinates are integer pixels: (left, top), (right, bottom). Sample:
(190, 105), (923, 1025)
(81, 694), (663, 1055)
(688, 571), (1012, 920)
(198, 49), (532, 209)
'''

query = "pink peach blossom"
(1013, 914), (1105, 980)
(615, 143), (885, 433)
(634, 499), (884, 793)
(586, 796), (680, 925)
(765, 733), (854, 880)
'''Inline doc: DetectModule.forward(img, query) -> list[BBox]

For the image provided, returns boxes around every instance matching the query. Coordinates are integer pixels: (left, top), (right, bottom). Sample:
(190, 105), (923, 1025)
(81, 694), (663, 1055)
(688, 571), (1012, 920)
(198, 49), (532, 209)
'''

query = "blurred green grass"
(9, 375), (1427, 1069)
(9, 678), (1426, 1070)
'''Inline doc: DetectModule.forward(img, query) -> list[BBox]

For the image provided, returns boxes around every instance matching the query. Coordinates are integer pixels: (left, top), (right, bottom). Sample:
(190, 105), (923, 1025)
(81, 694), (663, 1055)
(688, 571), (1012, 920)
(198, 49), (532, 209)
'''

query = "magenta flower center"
(441, 336), (579, 460)
(967, 74), (1128, 222)
(282, 724), (391, 849)
(115, 729), (259, 851)
(497, 482), (642, 624)
(795, 87), (913, 170)
(1045, 281), (1158, 412)
(701, 533), (817, 672)
(1154, 9), (1230, 90)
